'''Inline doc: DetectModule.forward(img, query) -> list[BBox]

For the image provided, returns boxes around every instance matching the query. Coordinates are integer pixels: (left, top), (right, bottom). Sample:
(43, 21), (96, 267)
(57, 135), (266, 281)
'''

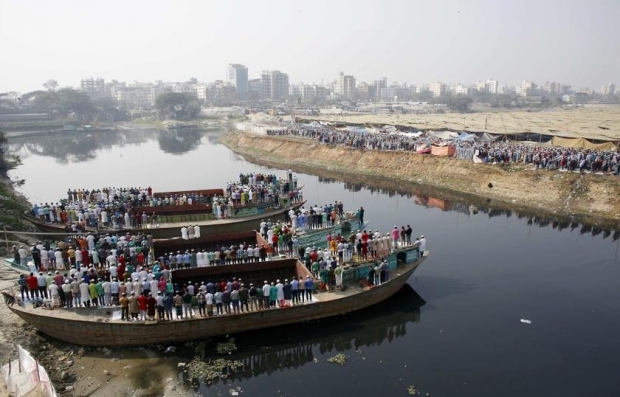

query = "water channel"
(7, 128), (620, 396)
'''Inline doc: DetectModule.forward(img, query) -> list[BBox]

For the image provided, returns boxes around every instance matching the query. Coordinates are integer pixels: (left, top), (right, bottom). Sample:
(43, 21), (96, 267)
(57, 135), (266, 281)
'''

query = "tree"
(25, 88), (94, 120)
(0, 130), (21, 177)
(42, 79), (59, 92)
(447, 96), (473, 113)
(155, 92), (200, 119)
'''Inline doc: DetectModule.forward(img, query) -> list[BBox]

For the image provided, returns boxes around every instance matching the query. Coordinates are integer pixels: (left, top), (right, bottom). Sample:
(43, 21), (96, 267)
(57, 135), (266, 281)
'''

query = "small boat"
(2, 248), (429, 347)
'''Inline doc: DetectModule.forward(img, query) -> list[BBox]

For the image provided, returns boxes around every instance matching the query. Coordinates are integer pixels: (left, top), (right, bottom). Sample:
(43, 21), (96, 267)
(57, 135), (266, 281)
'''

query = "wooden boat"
(23, 198), (306, 239)
(2, 248), (429, 347)
(152, 230), (268, 258)
(296, 219), (368, 249)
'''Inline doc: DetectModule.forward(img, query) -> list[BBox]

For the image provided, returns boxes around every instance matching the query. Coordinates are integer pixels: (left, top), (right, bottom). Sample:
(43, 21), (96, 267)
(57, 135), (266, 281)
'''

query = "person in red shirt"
(137, 252), (145, 266)
(137, 293), (147, 321)
(27, 273), (39, 299)
(146, 293), (156, 321)
(117, 262), (126, 280)
(309, 249), (318, 263)
(361, 230), (369, 242)
(81, 248), (90, 266)
(271, 234), (278, 254)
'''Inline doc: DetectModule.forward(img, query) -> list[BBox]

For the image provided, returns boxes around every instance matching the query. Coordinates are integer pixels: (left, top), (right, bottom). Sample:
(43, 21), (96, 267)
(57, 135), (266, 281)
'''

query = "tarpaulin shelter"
(426, 130), (459, 140)
(547, 137), (618, 150)
(456, 132), (476, 142)
(431, 145), (456, 156)
(479, 132), (500, 142)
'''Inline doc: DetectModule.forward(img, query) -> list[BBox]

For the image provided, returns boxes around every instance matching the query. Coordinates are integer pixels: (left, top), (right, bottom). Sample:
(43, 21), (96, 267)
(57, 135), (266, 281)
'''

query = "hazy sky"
(1, 0), (619, 93)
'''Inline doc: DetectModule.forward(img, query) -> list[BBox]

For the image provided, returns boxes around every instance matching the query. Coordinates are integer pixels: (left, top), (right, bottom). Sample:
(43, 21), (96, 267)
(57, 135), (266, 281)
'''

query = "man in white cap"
(419, 235), (426, 255)
(276, 279), (284, 307)
(262, 281), (271, 309)
(18, 246), (28, 267)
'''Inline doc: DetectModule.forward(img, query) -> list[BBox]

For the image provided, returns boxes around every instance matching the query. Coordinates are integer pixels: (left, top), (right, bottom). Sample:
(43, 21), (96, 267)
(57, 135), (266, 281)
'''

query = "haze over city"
(1, 0), (619, 93)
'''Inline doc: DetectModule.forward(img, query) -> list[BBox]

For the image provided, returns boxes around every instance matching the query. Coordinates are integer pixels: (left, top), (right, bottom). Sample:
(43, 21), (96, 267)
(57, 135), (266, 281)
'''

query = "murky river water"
(7, 129), (620, 396)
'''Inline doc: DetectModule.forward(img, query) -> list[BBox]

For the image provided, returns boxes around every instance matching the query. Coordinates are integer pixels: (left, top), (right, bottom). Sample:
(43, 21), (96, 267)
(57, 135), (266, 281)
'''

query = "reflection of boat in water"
(189, 284), (425, 384)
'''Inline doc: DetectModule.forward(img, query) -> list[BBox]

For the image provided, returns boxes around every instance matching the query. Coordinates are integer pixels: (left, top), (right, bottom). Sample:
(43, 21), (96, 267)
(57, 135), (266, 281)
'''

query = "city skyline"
(1, 0), (619, 93)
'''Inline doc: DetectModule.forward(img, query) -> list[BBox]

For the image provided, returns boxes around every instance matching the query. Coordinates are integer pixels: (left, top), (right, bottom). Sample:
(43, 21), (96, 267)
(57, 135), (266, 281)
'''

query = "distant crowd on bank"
(264, 123), (620, 175)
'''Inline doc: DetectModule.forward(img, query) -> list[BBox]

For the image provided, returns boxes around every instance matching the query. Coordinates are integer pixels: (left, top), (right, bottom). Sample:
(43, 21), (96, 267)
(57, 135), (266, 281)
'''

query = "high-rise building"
(602, 83), (616, 95)
(226, 64), (249, 100)
(374, 78), (387, 100)
(486, 79), (498, 94)
(81, 78), (106, 99)
(248, 78), (262, 101)
(520, 81), (535, 96)
(429, 82), (444, 97)
(337, 72), (357, 100)
(260, 70), (289, 101)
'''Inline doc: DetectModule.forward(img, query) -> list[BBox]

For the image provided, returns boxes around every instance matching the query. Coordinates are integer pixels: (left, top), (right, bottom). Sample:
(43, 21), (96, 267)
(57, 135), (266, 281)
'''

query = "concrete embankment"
(221, 131), (620, 230)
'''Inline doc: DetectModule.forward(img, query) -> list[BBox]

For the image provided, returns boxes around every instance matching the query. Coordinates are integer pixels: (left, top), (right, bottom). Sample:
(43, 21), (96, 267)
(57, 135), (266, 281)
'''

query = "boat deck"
(5, 254), (427, 323)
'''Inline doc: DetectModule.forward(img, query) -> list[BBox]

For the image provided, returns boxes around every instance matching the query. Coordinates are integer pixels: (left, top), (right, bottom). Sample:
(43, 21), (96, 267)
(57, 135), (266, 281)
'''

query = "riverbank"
(221, 131), (620, 230)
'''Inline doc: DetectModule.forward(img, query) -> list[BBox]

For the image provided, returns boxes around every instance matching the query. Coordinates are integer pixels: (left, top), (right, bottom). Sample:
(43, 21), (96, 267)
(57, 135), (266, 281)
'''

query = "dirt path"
(221, 132), (620, 230)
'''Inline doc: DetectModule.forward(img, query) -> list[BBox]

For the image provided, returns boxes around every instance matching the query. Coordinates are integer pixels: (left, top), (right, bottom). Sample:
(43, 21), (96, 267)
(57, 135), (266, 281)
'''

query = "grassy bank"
(221, 131), (620, 230)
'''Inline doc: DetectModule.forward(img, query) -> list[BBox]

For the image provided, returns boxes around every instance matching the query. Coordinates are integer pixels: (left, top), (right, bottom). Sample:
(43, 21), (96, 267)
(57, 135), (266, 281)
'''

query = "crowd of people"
(13, 215), (427, 321)
(456, 140), (620, 174)
(264, 122), (620, 175)
(29, 171), (306, 234)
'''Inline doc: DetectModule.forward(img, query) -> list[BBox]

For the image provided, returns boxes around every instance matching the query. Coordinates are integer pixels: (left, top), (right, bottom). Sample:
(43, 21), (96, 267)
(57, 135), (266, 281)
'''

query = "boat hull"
(23, 201), (305, 238)
(4, 253), (427, 347)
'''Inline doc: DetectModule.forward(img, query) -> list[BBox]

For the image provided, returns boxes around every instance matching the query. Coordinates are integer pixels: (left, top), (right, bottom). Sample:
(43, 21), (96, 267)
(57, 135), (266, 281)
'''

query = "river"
(7, 128), (620, 396)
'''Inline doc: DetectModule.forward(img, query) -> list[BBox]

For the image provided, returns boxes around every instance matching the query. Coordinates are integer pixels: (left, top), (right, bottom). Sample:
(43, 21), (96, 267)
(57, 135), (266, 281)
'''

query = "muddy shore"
(221, 131), (620, 231)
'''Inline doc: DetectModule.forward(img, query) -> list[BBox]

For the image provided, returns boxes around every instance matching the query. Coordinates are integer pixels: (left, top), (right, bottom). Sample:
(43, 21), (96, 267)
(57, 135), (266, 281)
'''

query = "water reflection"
(320, 177), (620, 241)
(8, 128), (224, 162)
(157, 129), (205, 155)
(182, 284), (425, 390)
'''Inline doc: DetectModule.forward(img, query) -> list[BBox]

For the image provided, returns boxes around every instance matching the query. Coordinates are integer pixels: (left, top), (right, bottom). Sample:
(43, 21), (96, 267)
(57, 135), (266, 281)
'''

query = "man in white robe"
(181, 226), (188, 240)
(194, 225), (201, 239)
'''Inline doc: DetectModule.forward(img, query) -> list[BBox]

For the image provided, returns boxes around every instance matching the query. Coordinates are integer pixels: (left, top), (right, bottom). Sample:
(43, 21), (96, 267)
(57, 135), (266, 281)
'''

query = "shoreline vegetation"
(221, 131), (620, 231)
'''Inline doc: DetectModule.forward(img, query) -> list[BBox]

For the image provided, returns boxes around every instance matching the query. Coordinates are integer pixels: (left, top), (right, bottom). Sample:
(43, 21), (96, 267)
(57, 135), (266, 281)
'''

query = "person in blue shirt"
(304, 276), (314, 302)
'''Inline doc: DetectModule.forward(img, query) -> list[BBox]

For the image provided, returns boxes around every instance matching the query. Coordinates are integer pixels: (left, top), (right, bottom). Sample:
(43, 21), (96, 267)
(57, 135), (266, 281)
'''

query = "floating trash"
(216, 338), (238, 355)
(520, 319), (532, 324)
(407, 385), (419, 396)
(186, 358), (243, 383)
(326, 353), (348, 365)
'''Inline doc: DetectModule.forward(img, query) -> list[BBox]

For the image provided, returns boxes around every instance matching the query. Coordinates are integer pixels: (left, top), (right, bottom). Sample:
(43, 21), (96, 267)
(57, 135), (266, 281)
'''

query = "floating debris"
(216, 338), (238, 355)
(326, 353), (348, 365)
(164, 346), (176, 354)
(407, 385), (419, 396)
(520, 319), (532, 324)
(186, 358), (244, 383)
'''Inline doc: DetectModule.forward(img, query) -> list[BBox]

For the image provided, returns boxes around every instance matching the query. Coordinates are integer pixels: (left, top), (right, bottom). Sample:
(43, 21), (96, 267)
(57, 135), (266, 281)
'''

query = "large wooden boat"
(2, 248), (428, 348)
(23, 198), (306, 239)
